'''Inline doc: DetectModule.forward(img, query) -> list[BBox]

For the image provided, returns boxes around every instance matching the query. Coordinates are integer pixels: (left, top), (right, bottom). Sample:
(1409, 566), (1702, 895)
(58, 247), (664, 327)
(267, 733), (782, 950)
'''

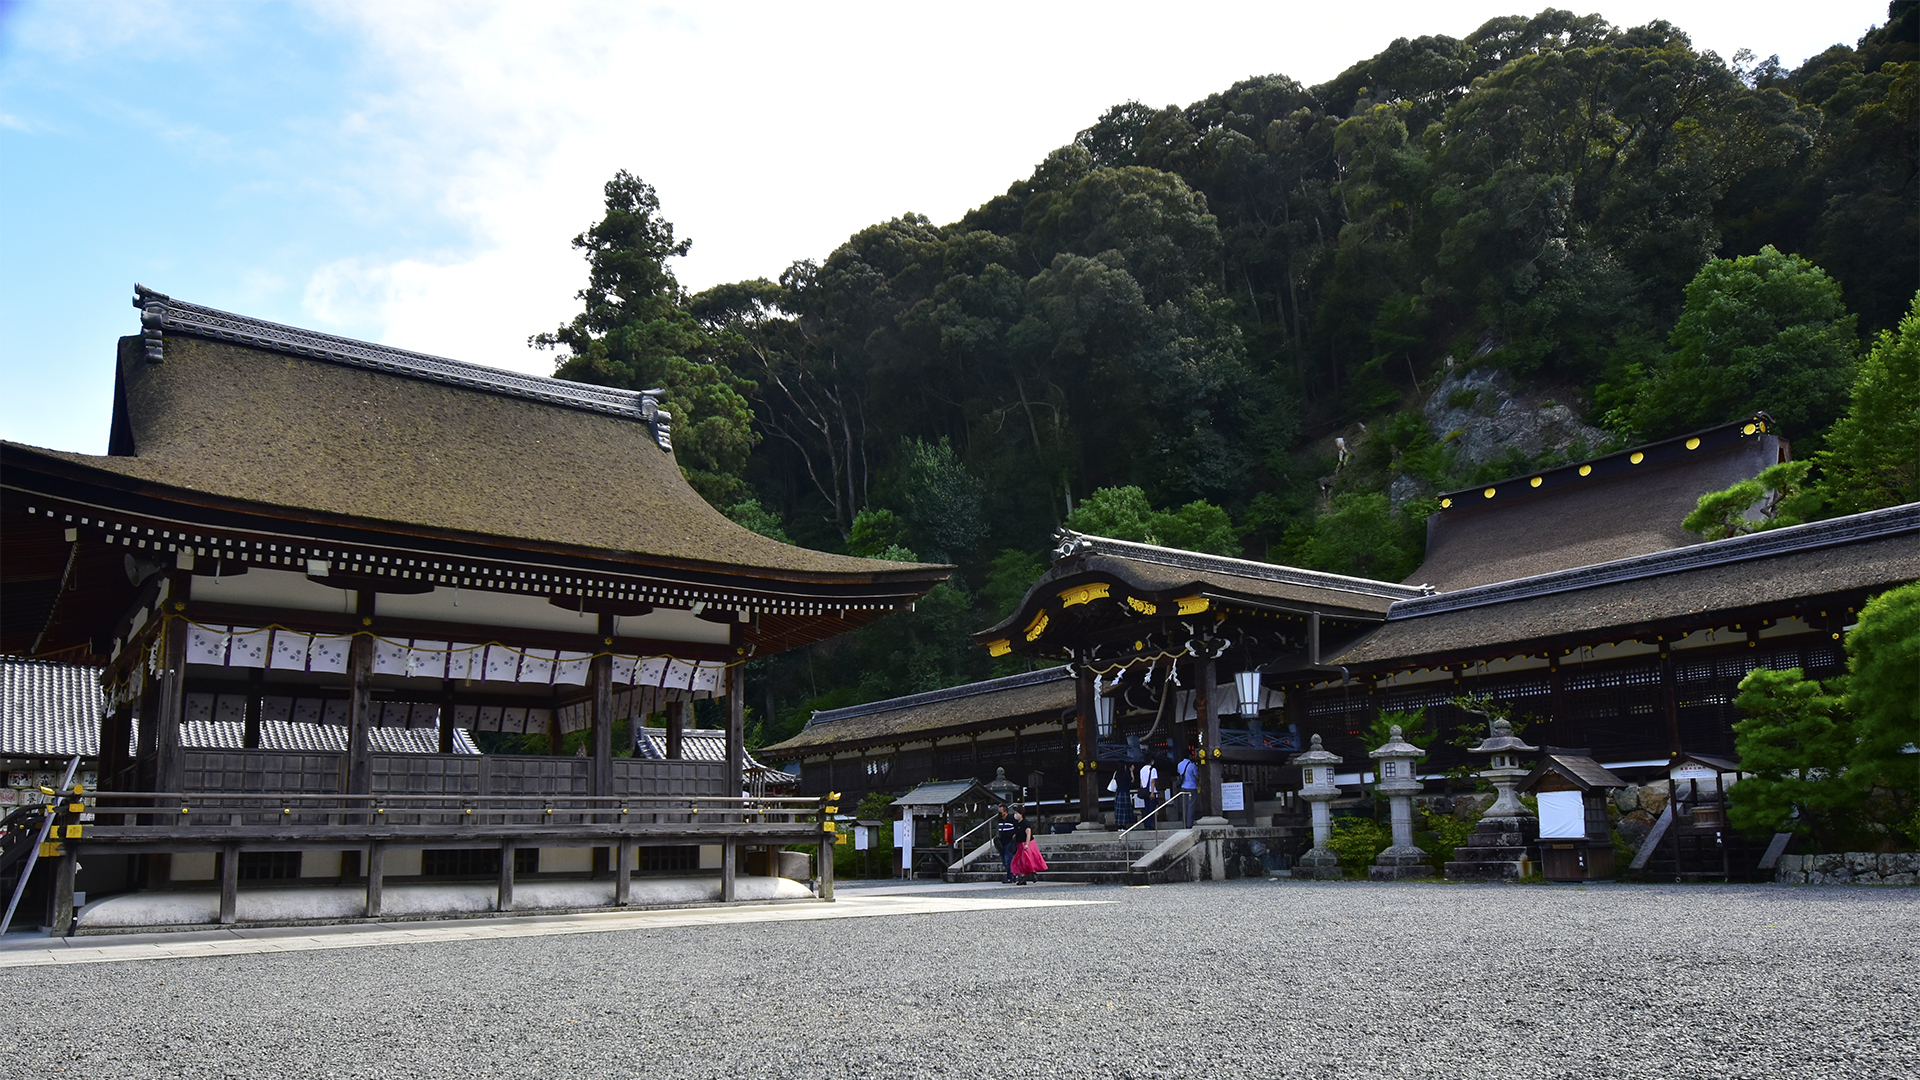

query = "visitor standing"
(1009, 807), (1047, 883)
(1177, 748), (1201, 828)
(993, 804), (1017, 884)
(1139, 757), (1161, 823)
(1111, 763), (1137, 828)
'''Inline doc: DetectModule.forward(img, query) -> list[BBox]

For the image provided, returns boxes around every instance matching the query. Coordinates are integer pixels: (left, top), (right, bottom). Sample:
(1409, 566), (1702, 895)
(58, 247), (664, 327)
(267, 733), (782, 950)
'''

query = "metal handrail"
(1115, 790), (1192, 861)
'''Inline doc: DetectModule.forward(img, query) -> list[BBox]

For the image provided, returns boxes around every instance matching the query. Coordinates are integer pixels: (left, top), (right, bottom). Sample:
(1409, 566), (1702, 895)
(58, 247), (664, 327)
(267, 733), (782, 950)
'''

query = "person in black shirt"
(1011, 807), (1038, 883)
(993, 804), (1017, 883)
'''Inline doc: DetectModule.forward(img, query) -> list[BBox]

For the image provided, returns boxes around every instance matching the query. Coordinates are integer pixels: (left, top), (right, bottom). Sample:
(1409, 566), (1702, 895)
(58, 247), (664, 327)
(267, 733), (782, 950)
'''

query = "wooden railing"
(76, 791), (821, 836)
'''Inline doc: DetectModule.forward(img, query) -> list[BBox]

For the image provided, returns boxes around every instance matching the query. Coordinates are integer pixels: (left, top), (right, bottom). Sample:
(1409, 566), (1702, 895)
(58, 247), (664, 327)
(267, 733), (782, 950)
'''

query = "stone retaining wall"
(1774, 852), (1918, 885)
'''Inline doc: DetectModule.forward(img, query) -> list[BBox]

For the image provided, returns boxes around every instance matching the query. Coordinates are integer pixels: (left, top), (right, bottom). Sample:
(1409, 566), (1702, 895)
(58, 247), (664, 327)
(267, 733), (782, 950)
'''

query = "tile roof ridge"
(807, 665), (1073, 727)
(1388, 502), (1920, 620)
(131, 284), (673, 445)
(1052, 530), (1430, 600)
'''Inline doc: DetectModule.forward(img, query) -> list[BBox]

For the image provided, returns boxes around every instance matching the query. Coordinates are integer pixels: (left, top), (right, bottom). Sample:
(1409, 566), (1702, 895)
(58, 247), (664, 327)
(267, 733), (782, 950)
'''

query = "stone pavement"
(0, 879), (1095, 969)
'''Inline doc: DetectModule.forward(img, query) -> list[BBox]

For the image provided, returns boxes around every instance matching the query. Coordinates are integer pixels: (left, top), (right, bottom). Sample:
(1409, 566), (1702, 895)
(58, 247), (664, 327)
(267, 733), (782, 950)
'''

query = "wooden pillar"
(364, 842), (385, 918)
(614, 842), (631, 906)
(1660, 648), (1682, 756)
(497, 840), (516, 912)
(591, 614), (615, 797)
(1200, 653), (1224, 824)
(347, 591), (375, 797)
(1075, 666), (1098, 825)
(439, 679), (457, 755)
(219, 843), (240, 925)
(726, 663), (745, 794)
(666, 700), (686, 759)
(45, 849), (77, 937)
(154, 607), (189, 795)
(242, 667), (264, 750)
(721, 841), (737, 902)
(546, 706), (565, 756)
(817, 833), (835, 901)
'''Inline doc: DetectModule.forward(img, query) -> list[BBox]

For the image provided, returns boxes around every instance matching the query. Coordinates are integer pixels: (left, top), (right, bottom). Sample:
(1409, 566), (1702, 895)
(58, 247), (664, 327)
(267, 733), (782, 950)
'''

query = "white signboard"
(854, 825), (870, 851)
(893, 817), (914, 852)
(1220, 782), (1246, 812)
(1537, 790), (1586, 839)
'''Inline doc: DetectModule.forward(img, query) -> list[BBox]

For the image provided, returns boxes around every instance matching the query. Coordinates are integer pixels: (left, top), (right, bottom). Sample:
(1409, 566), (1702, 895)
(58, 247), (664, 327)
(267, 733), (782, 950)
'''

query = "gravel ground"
(7, 880), (1915, 1079)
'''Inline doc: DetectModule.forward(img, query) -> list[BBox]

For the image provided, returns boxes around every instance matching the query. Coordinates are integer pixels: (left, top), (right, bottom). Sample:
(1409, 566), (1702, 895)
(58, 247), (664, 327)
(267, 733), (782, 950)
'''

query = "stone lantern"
(1444, 719), (1541, 881)
(985, 767), (1022, 806)
(1368, 725), (1432, 880)
(1289, 733), (1344, 880)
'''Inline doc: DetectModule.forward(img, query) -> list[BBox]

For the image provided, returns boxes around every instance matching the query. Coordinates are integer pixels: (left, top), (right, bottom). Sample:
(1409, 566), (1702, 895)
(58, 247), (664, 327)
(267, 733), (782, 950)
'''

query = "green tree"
(534, 171), (759, 504)
(1843, 581), (1920, 846)
(1063, 486), (1239, 555)
(1682, 460), (1818, 539)
(1728, 667), (1858, 849)
(1275, 492), (1429, 581)
(1819, 292), (1920, 515)
(1631, 247), (1857, 445)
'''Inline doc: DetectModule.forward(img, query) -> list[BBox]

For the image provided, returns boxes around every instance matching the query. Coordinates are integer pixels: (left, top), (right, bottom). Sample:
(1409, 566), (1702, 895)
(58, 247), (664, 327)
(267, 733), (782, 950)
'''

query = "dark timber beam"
(727, 663), (745, 793)
(1199, 653), (1225, 825)
(666, 700), (685, 759)
(154, 586), (189, 796)
(497, 840), (515, 912)
(242, 667), (263, 750)
(346, 591), (375, 797)
(591, 614), (614, 797)
(1075, 667), (1098, 827)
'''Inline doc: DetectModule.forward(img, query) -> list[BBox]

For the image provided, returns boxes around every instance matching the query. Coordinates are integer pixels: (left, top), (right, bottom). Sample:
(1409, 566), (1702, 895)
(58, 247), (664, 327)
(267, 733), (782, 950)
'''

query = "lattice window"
(237, 851), (301, 881)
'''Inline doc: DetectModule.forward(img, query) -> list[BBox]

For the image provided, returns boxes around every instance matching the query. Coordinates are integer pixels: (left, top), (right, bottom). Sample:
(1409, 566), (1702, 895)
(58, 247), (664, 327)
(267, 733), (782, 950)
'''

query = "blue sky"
(1, 0), (1895, 455)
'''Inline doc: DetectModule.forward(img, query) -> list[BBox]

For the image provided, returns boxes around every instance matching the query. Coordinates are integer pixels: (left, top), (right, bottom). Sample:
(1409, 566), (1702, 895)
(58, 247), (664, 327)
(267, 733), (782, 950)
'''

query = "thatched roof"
(760, 666), (1076, 757)
(48, 299), (938, 579)
(1337, 504), (1920, 668)
(1411, 417), (1785, 591)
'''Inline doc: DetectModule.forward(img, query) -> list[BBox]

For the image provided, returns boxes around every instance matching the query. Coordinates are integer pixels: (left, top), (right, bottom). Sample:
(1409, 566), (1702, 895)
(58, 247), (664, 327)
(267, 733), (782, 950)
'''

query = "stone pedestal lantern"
(1369, 725), (1433, 880)
(985, 767), (1022, 805)
(1289, 734), (1344, 880)
(1444, 719), (1541, 881)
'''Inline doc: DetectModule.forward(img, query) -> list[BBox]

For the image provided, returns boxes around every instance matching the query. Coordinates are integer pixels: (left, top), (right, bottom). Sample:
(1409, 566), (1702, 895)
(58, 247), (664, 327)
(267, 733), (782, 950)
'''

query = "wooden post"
(817, 835), (835, 901)
(547, 706), (565, 756)
(614, 842), (631, 906)
(1200, 653), (1224, 825)
(219, 843), (240, 925)
(1075, 666), (1098, 825)
(721, 841), (737, 902)
(365, 842), (385, 918)
(439, 679), (457, 755)
(726, 663), (745, 795)
(243, 667), (264, 750)
(590, 617), (614, 797)
(666, 699), (686, 759)
(155, 607), (189, 795)
(497, 840), (516, 912)
(347, 591), (375, 798)
(1660, 649), (1681, 756)
(45, 849), (77, 937)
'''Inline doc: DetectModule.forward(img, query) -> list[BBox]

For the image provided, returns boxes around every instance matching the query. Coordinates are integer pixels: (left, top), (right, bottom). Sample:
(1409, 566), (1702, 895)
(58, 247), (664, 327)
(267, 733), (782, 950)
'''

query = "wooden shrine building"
(767, 414), (1919, 844)
(1, 285), (947, 929)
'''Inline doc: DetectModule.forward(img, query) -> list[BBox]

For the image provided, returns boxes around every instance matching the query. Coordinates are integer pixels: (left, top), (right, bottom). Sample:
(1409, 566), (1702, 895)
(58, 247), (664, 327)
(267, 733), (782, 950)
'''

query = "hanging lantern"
(1093, 675), (1115, 736)
(1234, 670), (1263, 717)
(1174, 688), (1198, 722)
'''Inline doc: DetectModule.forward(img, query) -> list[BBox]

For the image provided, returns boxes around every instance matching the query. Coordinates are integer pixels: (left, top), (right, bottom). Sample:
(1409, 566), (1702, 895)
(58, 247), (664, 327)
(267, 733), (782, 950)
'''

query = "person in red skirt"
(1008, 807), (1048, 883)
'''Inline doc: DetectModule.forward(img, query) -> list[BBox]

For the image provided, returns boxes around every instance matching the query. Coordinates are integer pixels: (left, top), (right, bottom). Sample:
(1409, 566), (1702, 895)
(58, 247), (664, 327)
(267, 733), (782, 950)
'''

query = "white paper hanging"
(214, 695), (247, 725)
(309, 635), (352, 674)
(527, 707), (553, 733)
(291, 698), (324, 725)
(270, 632), (311, 671)
(635, 657), (668, 686)
(226, 627), (271, 668)
(322, 699), (350, 725)
(556, 701), (591, 734)
(410, 703), (439, 729)
(517, 649), (557, 685)
(481, 645), (520, 683)
(184, 693), (215, 723)
(404, 640), (448, 680)
(186, 625), (230, 666)
(553, 650), (592, 686)
(475, 705), (503, 732)
(373, 638), (411, 676)
(445, 643), (479, 681)
(501, 706), (529, 734)
(611, 655), (639, 685)
(453, 704), (478, 728)
(261, 696), (293, 724)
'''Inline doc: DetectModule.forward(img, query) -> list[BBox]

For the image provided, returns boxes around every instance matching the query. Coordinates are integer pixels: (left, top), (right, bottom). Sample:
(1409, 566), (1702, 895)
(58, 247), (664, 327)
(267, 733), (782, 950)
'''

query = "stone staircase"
(946, 829), (1200, 885)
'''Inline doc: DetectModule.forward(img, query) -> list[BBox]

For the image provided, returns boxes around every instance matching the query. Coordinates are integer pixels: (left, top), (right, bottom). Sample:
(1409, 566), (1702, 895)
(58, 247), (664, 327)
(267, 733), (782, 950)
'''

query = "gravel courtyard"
(6, 880), (1914, 1079)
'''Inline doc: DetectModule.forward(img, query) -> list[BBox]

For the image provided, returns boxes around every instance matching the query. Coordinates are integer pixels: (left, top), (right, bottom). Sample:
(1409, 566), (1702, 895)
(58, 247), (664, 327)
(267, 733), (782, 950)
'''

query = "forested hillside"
(532, 5), (1919, 748)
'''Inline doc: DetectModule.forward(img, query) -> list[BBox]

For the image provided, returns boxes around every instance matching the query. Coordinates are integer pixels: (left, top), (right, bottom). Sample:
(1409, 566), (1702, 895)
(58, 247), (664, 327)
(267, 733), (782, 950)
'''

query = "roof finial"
(639, 389), (673, 452)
